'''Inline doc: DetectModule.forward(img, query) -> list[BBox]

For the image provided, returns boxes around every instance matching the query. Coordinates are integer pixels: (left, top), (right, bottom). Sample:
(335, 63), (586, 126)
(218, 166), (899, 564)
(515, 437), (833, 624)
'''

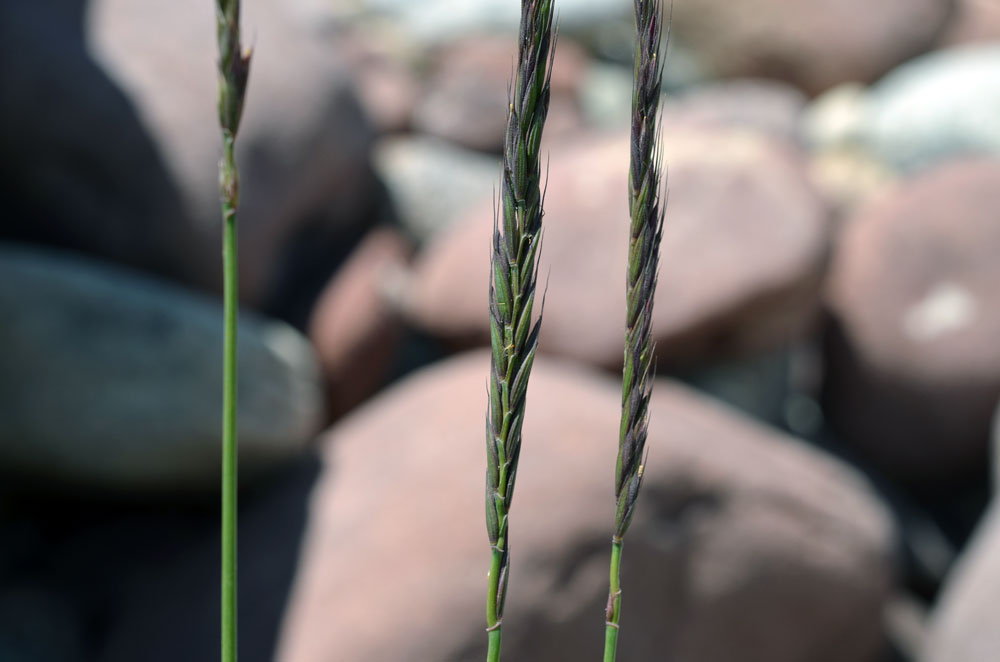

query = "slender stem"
(486, 544), (504, 662)
(220, 135), (239, 662)
(603, 539), (623, 662)
(487, 630), (502, 662)
(216, 0), (249, 658)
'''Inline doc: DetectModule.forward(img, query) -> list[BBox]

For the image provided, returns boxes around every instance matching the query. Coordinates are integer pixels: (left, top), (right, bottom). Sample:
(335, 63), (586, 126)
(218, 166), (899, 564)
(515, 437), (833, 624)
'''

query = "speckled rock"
(277, 351), (894, 662)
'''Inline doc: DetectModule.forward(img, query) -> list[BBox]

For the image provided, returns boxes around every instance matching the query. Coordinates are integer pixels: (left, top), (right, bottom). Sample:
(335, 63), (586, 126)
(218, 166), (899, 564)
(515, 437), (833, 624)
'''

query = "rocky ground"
(3, 0), (1000, 660)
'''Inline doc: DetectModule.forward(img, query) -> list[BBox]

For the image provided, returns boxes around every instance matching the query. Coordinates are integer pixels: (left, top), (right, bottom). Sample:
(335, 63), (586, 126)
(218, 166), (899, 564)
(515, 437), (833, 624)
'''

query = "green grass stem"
(604, 539), (623, 662)
(221, 137), (238, 662)
(216, 1), (250, 660)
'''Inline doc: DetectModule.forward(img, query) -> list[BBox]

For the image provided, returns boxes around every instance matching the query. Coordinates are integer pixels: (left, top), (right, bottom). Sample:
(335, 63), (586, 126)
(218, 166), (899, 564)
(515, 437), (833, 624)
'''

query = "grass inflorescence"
(216, 1), (250, 661)
(604, 1), (667, 660)
(484, 1), (556, 660)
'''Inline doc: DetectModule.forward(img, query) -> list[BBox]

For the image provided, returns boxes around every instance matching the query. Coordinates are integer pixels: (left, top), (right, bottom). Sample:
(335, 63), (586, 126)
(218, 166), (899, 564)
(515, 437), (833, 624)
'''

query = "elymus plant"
(484, 1), (555, 660)
(215, 1), (250, 660)
(604, 1), (666, 660)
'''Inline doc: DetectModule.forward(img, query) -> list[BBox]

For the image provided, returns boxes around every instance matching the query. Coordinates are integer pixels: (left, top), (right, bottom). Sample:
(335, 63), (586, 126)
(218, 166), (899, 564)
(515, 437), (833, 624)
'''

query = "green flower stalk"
(484, 1), (555, 660)
(604, 1), (666, 660)
(216, 1), (250, 661)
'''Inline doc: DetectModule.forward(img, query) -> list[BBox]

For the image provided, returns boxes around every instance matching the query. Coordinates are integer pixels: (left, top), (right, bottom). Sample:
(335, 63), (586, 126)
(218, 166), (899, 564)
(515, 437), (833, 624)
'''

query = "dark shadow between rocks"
(0, 453), (322, 662)
(97, 452), (322, 662)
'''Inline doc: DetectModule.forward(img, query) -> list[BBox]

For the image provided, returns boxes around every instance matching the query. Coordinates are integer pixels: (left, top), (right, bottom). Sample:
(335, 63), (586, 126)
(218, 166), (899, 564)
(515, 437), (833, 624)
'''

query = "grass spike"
(604, 1), (668, 660)
(484, 1), (556, 660)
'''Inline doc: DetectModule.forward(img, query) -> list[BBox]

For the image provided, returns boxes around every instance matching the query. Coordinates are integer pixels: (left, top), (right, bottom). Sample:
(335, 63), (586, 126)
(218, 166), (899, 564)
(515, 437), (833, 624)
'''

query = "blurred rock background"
(2, 0), (1000, 660)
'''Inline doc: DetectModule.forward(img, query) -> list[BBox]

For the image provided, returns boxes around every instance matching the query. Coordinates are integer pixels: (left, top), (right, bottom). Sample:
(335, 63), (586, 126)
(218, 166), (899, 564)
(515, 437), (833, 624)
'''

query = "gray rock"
(348, 0), (636, 62)
(278, 351), (895, 662)
(925, 502), (1000, 662)
(807, 46), (1000, 174)
(863, 45), (1000, 173)
(678, 347), (796, 431)
(579, 62), (634, 129)
(0, 245), (323, 490)
(360, 0), (631, 43)
(374, 136), (499, 241)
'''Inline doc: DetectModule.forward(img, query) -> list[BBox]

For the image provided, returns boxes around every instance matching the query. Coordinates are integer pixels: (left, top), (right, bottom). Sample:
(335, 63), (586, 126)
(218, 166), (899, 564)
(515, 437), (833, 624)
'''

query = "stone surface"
(0, 0), (200, 289)
(88, 0), (379, 306)
(357, 0), (633, 47)
(582, 75), (807, 137)
(802, 85), (901, 214)
(579, 62), (634, 129)
(938, 0), (1000, 47)
(862, 45), (1000, 173)
(664, 79), (808, 142)
(404, 128), (830, 369)
(308, 227), (412, 419)
(277, 351), (894, 662)
(0, 245), (324, 490)
(670, 0), (953, 95)
(374, 136), (500, 241)
(824, 159), (1000, 485)
(0, 588), (85, 662)
(802, 83), (872, 151)
(925, 502), (1000, 662)
(352, 52), (421, 135)
(806, 47), (1000, 174)
(413, 35), (588, 152)
(808, 146), (898, 220)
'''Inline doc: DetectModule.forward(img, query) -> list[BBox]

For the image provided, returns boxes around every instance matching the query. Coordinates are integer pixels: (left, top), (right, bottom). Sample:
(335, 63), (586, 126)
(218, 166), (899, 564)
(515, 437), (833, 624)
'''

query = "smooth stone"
(277, 351), (894, 662)
(925, 502), (1000, 662)
(863, 45), (1000, 173)
(670, 0), (952, 95)
(0, 245), (324, 490)
(824, 159), (1000, 485)
(88, 0), (379, 307)
(404, 128), (830, 370)
(308, 227), (412, 419)
(374, 136), (499, 242)
(806, 47), (1000, 174)
(0, 0), (199, 289)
